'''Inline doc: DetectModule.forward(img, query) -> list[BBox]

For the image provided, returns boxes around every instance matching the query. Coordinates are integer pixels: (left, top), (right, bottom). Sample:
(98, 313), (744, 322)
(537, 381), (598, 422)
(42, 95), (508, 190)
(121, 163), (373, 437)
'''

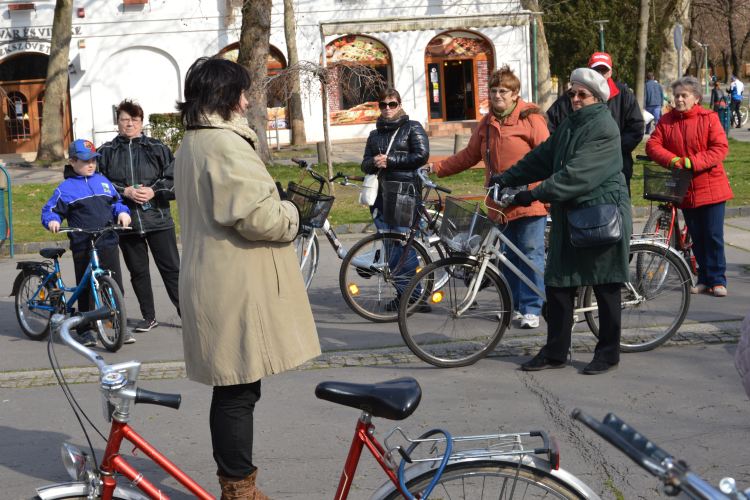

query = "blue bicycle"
(11, 225), (130, 351)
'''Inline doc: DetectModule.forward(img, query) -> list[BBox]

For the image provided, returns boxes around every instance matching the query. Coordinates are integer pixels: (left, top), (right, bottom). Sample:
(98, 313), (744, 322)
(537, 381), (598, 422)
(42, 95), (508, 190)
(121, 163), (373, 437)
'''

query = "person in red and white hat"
(546, 52), (644, 193)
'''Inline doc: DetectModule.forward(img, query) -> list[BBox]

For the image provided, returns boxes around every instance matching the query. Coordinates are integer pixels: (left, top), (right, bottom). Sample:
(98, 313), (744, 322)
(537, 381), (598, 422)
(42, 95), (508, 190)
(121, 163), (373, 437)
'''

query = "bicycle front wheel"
(339, 232), (432, 323)
(294, 228), (319, 290)
(398, 257), (511, 368)
(583, 244), (691, 352)
(92, 275), (127, 352)
(381, 460), (589, 500)
(14, 271), (53, 340)
(742, 105), (749, 125)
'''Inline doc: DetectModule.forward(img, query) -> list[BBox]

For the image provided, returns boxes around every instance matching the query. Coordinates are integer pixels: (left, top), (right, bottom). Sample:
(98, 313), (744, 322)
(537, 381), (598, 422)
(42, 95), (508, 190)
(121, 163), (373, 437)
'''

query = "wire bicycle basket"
(439, 197), (494, 255)
(383, 181), (418, 227)
(643, 166), (692, 203)
(287, 181), (335, 228)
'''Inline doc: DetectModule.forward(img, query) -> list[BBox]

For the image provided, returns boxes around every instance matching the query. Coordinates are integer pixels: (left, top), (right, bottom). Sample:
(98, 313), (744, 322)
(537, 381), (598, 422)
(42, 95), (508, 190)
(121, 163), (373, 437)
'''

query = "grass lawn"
(5, 138), (750, 243)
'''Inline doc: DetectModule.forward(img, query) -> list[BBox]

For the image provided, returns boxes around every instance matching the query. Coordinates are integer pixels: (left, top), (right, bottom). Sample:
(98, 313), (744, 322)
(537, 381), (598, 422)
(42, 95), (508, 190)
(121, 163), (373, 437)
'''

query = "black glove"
(487, 173), (505, 191)
(275, 181), (289, 201)
(513, 190), (536, 207)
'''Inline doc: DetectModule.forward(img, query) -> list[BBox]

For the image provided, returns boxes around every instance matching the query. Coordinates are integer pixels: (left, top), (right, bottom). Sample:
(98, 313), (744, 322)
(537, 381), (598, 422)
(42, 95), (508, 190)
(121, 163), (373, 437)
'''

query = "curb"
(1, 321), (741, 389)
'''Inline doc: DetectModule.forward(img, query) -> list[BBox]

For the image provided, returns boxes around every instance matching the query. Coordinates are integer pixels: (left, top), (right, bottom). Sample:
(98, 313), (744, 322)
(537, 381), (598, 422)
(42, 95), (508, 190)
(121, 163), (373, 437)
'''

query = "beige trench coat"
(175, 127), (321, 386)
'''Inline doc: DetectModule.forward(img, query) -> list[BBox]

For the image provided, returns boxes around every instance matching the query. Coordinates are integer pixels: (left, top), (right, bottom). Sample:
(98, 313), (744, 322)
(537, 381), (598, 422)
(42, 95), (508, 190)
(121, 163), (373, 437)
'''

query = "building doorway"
(443, 60), (475, 121)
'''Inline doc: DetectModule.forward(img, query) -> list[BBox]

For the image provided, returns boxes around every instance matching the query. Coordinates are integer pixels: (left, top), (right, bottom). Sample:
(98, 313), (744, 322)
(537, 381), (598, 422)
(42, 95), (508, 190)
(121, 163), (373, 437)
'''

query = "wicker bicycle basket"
(439, 197), (494, 255)
(643, 166), (692, 203)
(382, 181), (418, 227)
(287, 182), (335, 228)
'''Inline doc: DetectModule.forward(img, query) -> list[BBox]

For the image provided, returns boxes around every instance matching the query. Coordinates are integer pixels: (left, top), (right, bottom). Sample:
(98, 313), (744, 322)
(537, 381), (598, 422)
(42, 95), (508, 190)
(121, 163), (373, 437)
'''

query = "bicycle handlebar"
(488, 185), (516, 209)
(635, 155), (654, 162)
(60, 225), (133, 235)
(135, 388), (182, 410)
(77, 307), (114, 328)
(417, 167), (452, 194)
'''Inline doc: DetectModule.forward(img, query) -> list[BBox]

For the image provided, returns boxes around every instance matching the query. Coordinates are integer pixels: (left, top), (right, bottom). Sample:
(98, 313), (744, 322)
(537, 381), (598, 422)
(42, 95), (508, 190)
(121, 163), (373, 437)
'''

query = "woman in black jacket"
(361, 88), (430, 312)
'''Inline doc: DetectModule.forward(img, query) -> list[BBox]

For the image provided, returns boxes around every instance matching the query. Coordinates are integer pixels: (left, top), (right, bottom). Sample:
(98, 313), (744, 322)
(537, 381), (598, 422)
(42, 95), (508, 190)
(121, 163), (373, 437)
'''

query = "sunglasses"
(378, 101), (400, 110)
(567, 90), (594, 100)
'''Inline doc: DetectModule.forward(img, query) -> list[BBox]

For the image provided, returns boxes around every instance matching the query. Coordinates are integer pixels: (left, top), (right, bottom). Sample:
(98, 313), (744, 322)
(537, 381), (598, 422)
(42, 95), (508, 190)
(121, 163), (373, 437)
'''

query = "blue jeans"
(498, 215), (546, 316)
(645, 105), (662, 134)
(682, 202), (727, 288)
(370, 207), (421, 298)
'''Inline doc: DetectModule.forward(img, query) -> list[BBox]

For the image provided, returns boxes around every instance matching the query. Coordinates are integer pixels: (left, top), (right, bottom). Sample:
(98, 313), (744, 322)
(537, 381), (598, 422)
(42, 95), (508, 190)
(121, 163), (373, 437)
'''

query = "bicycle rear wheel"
(14, 271), (53, 340)
(92, 275), (127, 352)
(398, 257), (511, 367)
(583, 244), (691, 352)
(339, 232), (432, 323)
(294, 228), (319, 290)
(380, 460), (589, 500)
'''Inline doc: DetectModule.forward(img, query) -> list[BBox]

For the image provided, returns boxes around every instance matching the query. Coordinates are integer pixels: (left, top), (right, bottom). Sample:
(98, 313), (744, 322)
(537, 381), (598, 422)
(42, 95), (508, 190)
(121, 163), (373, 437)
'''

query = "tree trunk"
(36, 0), (73, 163)
(728, 0), (743, 79)
(722, 50), (732, 83)
(656, 0), (691, 97)
(237, 0), (272, 164)
(519, 0), (553, 110)
(320, 80), (335, 197)
(283, 0), (306, 146)
(709, 59), (717, 81)
(635, 0), (651, 108)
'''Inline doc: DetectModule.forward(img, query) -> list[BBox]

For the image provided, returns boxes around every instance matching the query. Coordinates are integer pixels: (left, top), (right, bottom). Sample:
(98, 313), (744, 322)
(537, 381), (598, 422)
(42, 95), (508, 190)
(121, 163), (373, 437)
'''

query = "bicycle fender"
(630, 238), (696, 286)
(36, 481), (150, 500)
(366, 454), (601, 500)
(10, 268), (44, 297)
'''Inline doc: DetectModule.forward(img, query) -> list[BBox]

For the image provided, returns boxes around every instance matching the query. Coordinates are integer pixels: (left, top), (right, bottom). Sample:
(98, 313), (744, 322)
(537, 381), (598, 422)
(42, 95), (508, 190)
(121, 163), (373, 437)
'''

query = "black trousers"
(72, 246), (125, 334)
(119, 229), (180, 321)
(541, 283), (622, 365)
(731, 99), (742, 126)
(210, 381), (262, 478)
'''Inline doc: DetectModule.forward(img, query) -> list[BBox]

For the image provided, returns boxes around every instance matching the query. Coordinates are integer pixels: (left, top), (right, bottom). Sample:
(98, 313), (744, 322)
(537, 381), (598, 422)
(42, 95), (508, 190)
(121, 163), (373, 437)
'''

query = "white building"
(0, 0), (534, 154)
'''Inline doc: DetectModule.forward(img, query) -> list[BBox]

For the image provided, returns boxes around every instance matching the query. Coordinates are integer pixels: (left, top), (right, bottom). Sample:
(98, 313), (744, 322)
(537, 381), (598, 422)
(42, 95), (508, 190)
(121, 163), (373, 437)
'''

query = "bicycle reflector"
(61, 443), (85, 480)
(349, 283), (359, 295)
(416, 267), (422, 273)
(430, 291), (444, 304)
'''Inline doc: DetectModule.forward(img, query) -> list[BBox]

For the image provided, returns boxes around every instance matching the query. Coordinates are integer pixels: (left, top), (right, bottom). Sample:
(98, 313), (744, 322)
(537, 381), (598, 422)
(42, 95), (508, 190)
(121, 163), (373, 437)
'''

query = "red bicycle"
(37, 308), (599, 500)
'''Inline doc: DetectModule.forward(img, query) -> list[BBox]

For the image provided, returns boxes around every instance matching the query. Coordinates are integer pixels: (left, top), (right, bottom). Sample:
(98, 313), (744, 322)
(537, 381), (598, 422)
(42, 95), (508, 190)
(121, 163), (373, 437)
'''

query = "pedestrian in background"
(427, 64), (549, 329)
(710, 80), (726, 112)
(646, 76), (732, 297)
(97, 99), (181, 333)
(729, 75), (745, 128)
(644, 72), (664, 134)
(546, 53), (644, 194)
(490, 68), (632, 375)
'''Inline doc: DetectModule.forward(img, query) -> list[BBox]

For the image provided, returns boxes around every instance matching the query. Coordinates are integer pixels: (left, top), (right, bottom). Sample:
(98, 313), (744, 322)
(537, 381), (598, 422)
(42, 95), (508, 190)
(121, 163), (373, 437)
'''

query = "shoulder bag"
(567, 180), (623, 248)
(486, 121), (528, 197)
(359, 125), (402, 206)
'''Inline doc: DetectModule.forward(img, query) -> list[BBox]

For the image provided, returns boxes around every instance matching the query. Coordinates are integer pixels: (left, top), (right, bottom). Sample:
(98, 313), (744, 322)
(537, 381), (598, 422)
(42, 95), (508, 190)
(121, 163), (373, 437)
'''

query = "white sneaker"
(521, 314), (540, 329)
(513, 310), (523, 321)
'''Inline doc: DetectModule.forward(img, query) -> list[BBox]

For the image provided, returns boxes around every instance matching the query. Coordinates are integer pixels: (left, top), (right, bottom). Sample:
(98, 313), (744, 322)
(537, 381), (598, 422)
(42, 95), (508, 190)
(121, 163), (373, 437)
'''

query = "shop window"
(324, 35), (392, 126)
(4, 91), (30, 141)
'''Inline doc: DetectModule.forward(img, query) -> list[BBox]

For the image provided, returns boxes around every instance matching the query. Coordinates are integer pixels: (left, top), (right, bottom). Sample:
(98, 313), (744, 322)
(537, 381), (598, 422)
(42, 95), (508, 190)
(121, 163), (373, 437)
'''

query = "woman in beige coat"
(174, 57), (320, 500)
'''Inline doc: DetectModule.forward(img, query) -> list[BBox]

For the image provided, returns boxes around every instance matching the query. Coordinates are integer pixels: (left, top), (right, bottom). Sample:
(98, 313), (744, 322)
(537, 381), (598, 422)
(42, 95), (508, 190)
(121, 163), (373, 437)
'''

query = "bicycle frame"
(659, 203), (697, 275)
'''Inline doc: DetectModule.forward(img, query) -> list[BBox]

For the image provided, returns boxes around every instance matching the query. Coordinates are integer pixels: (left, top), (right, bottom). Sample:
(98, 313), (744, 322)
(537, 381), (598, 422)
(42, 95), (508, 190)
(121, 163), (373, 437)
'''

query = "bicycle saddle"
(40, 248), (66, 259)
(315, 377), (421, 420)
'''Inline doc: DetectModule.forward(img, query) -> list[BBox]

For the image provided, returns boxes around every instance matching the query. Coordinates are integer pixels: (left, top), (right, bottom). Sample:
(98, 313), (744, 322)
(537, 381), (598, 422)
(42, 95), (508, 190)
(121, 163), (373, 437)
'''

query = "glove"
(513, 190), (536, 207)
(670, 157), (693, 170)
(275, 181), (289, 200)
(487, 173), (505, 191)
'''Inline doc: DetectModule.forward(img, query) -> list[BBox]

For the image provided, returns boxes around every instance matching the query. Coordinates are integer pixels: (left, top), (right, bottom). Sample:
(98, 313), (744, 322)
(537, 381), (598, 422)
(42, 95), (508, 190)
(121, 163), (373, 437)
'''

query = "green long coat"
(499, 102), (632, 288)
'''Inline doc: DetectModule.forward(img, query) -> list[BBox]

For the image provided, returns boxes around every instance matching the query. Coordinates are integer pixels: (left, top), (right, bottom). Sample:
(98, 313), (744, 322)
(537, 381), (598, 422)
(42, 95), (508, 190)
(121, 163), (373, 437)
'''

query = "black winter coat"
(361, 112), (429, 208)
(96, 134), (176, 235)
(546, 81), (643, 182)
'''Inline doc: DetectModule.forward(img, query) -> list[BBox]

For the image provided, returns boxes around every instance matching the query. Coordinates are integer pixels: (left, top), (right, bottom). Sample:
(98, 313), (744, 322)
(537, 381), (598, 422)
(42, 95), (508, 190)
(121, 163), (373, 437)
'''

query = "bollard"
(454, 133), (464, 154)
(0, 164), (13, 258)
(316, 141), (327, 164)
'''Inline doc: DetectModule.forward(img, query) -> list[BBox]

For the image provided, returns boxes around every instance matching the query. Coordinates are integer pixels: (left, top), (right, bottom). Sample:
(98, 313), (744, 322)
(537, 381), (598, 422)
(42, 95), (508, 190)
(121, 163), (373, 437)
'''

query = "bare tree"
(36, 0), (73, 163)
(283, 0), (306, 145)
(635, 0), (651, 108)
(656, 0), (692, 93)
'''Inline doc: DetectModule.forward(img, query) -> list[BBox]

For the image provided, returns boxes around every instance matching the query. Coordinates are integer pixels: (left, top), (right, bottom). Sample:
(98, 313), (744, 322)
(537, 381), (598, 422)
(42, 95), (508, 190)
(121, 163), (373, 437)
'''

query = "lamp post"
(594, 20), (609, 52)
(693, 39), (709, 94)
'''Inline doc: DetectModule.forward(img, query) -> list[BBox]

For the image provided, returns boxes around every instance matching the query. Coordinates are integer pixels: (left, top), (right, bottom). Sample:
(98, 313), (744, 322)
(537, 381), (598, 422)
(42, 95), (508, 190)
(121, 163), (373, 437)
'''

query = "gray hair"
(670, 76), (703, 103)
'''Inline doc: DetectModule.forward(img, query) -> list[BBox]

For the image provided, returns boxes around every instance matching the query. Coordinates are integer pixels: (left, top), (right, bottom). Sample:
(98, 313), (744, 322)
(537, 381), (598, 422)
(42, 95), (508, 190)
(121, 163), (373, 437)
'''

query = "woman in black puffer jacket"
(360, 88), (430, 312)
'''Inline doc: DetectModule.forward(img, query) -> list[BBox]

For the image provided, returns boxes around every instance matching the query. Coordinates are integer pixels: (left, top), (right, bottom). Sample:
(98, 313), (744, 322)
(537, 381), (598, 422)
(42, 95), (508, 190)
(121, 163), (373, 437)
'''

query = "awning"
(319, 12), (532, 37)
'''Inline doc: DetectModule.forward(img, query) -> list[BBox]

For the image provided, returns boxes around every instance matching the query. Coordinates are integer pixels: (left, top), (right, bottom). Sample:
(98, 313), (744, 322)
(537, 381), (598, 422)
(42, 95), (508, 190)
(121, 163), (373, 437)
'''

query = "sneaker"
(135, 319), (158, 332)
(521, 353), (566, 371)
(78, 331), (97, 347)
(583, 358), (618, 375)
(513, 310), (523, 321)
(691, 284), (711, 294)
(713, 286), (727, 297)
(123, 332), (136, 344)
(520, 314), (540, 329)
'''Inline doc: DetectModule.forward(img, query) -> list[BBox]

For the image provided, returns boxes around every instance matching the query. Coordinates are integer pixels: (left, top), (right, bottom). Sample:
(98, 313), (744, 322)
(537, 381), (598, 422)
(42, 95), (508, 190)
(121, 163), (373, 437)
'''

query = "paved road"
(1, 343), (748, 500)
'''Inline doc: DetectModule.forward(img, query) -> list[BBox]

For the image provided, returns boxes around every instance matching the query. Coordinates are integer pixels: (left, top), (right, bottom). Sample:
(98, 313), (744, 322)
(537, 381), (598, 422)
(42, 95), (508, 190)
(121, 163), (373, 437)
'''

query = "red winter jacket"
(645, 104), (732, 209)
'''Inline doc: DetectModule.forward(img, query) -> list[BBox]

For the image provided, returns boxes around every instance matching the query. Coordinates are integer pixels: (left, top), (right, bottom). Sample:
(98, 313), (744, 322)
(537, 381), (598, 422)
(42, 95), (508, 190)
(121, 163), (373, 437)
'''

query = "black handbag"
(567, 181), (623, 248)
(486, 121), (528, 197)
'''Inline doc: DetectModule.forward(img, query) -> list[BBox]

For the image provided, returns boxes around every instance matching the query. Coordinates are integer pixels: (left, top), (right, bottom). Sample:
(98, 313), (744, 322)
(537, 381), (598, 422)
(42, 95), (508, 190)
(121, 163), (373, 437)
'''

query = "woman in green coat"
(489, 68), (632, 375)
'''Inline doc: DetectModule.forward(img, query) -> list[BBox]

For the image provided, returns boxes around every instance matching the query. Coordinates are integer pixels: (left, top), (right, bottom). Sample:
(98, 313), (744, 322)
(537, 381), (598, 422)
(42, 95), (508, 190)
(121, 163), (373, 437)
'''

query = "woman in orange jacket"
(427, 64), (549, 328)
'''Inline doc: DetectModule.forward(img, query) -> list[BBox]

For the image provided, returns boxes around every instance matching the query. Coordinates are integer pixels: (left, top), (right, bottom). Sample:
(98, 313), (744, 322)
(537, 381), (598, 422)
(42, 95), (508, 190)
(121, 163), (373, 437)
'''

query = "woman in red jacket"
(427, 65), (549, 328)
(646, 76), (732, 297)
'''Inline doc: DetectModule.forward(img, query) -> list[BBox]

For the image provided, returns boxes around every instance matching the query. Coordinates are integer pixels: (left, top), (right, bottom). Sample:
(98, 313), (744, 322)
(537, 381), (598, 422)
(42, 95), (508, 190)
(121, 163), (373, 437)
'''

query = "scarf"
(194, 111), (258, 148)
(492, 101), (517, 122)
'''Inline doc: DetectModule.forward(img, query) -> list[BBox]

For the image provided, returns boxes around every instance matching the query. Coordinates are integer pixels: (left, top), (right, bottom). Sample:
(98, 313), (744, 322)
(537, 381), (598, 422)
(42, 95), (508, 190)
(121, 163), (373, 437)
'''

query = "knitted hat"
(570, 68), (610, 102)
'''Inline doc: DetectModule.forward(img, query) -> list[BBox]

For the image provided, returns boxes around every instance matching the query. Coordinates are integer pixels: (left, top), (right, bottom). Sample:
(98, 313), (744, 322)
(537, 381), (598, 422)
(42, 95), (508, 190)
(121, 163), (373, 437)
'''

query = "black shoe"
(78, 331), (97, 347)
(521, 353), (565, 371)
(583, 359), (618, 375)
(135, 319), (158, 332)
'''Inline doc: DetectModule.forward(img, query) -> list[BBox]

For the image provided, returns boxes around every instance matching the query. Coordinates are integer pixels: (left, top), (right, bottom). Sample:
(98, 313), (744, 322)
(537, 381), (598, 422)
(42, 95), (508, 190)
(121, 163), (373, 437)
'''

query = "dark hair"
(488, 64), (521, 94)
(176, 56), (252, 125)
(647, 72), (654, 79)
(377, 88), (401, 104)
(116, 99), (144, 121)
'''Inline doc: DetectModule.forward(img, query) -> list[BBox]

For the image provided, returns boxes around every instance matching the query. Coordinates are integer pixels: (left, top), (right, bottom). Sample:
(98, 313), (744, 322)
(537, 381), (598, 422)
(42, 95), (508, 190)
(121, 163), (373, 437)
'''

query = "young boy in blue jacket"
(41, 139), (134, 346)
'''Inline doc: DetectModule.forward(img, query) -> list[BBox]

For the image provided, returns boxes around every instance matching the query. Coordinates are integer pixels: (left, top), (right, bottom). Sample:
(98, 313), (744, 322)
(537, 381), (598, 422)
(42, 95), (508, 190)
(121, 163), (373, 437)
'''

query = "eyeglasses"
(489, 88), (512, 96)
(378, 101), (399, 110)
(567, 91), (594, 100)
(118, 118), (142, 124)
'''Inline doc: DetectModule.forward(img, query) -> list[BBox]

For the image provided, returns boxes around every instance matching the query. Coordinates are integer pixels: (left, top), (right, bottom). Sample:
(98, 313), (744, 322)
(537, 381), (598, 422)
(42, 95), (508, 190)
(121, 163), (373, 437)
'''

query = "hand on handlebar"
(513, 190), (536, 208)
(275, 181), (289, 200)
(48, 221), (61, 233)
(487, 173), (504, 191)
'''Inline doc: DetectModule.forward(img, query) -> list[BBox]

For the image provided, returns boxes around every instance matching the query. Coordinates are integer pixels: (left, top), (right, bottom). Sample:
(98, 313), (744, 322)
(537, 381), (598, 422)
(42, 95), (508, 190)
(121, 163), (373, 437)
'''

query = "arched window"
(324, 35), (392, 126)
(4, 91), (30, 141)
